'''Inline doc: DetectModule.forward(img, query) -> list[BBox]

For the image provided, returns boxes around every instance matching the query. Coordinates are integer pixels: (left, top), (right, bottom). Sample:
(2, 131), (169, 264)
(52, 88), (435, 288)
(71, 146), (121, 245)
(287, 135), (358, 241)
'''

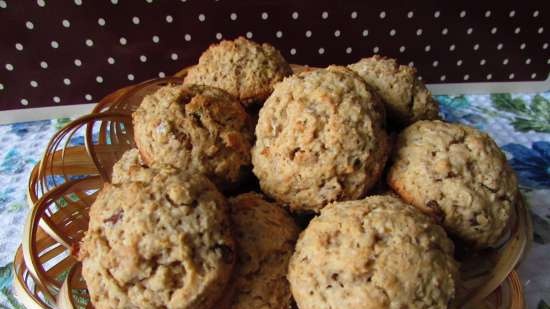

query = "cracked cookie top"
(184, 37), (292, 106)
(80, 169), (235, 309)
(387, 120), (518, 247)
(132, 83), (254, 188)
(288, 195), (458, 309)
(348, 55), (440, 126)
(252, 66), (389, 213)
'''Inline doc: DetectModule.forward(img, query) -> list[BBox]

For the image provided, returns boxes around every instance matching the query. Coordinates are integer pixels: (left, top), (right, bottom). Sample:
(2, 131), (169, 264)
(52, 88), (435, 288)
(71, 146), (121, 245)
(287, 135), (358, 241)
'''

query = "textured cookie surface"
(288, 195), (458, 309)
(133, 83), (253, 187)
(387, 120), (518, 247)
(80, 169), (235, 309)
(110, 148), (148, 184)
(220, 192), (299, 309)
(184, 37), (292, 105)
(348, 55), (439, 125)
(252, 66), (388, 212)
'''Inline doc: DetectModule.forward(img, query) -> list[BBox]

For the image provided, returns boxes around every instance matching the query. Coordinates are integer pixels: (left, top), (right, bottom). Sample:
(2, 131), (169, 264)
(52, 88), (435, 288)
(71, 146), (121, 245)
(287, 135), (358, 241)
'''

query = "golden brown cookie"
(288, 195), (459, 309)
(348, 55), (440, 126)
(80, 168), (235, 309)
(252, 66), (389, 212)
(132, 83), (254, 187)
(387, 120), (518, 248)
(184, 37), (292, 105)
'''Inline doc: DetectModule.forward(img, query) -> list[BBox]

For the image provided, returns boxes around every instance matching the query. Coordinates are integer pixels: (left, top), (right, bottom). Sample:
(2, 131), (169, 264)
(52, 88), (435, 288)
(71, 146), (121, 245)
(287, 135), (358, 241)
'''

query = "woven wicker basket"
(13, 65), (532, 309)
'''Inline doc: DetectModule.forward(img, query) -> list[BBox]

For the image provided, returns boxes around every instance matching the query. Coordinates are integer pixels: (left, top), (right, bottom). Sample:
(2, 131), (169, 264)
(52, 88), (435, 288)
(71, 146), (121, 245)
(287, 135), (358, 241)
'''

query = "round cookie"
(348, 55), (440, 126)
(80, 169), (235, 309)
(110, 148), (148, 184)
(216, 192), (300, 309)
(387, 120), (518, 248)
(288, 195), (459, 309)
(133, 83), (254, 187)
(252, 66), (389, 212)
(184, 37), (292, 105)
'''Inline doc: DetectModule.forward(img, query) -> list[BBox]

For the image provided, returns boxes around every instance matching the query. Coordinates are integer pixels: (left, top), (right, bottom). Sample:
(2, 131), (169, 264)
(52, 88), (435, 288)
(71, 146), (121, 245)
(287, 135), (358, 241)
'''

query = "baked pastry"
(219, 192), (299, 309)
(80, 168), (235, 309)
(133, 83), (254, 187)
(288, 195), (459, 309)
(387, 120), (518, 247)
(252, 66), (388, 212)
(348, 55), (439, 126)
(110, 148), (148, 184)
(184, 37), (292, 105)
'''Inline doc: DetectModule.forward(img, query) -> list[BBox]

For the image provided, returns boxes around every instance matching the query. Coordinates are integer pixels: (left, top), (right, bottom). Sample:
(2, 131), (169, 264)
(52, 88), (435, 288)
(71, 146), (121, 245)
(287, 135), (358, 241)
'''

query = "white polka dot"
(362, 29), (369, 37)
(497, 43), (503, 50)
(520, 43), (526, 50)
(20, 99), (29, 106)
(63, 78), (71, 85)
(509, 73), (515, 79)
(53, 96), (61, 103)
(15, 43), (23, 51)
(485, 10), (491, 17)
(538, 27), (544, 34)
(464, 74), (470, 81)
(399, 46), (405, 53)
(216, 33), (222, 40)
(5, 63), (14, 71)
(74, 0), (82, 5)
(531, 73), (537, 79)
(467, 27), (473, 35)
(389, 29), (396, 36)
(407, 11), (414, 18)
(158, 72), (165, 78)
(62, 19), (70, 28)
(379, 11), (386, 19)
(292, 12), (298, 19)
(51, 41), (59, 48)
(424, 45), (431, 52)
(432, 60), (439, 67)
(525, 58), (531, 64)
(96, 76), (103, 83)
(152, 35), (160, 43)
(473, 43), (480, 50)
(418, 76), (423, 81)
(184, 34), (191, 41)
(0, 1), (6, 8)
(132, 16), (140, 24)
(26, 21), (34, 30)
(98, 18), (106, 26)
(74, 59), (82, 66)
(0, 83), (3, 90)
(230, 13), (237, 21)
(111, 0), (118, 3)
(171, 53), (178, 60)
(290, 48), (296, 55)
(373, 46), (379, 53)
(460, 10), (466, 18)
(119, 37), (127, 45)
(262, 12), (269, 20)
(441, 28), (448, 35)
(434, 10), (440, 18)
(334, 30), (341, 37)
(350, 11), (358, 19)
(449, 44), (456, 51)
(509, 10), (515, 18)
(140, 55), (147, 62)
(491, 27), (497, 34)
(166, 15), (173, 23)
(486, 74), (492, 80)
(548, 58), (550, 64)
(543, 43), (548, 49)
(440, 75), (446, 81)
(514, 27), (521, 34)
(503, 58), (509, 65)
(107, 57), (115, 64)
(480, 59), (486, 65)
(145, 0), (152, 3)
(408, 61), (414, 67)
(246, 32), (253, 39)
(305, 30), (312, 38)
(346, 47), (352, 54)
(276, 30), (283, 38)
(318, 47), (325, 55)
(30, 80), (38, 87)
(457, 59), (463, 66)
(40, 61), (48, 69)
(85, 39), (94, 47)
(198, 14), (205, 22)
(85, 94), (92, 101)
(533, 10), (540, 18)
(321, 11), (328, 19)
(127, 74), (134, 81)
(416, 28), (423, 36)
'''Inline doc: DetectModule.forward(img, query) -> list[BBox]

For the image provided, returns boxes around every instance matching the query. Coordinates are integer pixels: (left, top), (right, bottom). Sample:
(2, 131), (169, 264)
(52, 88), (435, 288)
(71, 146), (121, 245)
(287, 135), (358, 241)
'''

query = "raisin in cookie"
(387, 120), (518, 248)
(288, 195), (459, 309)
(217, 192), (299, 309)
(184, 37), (292, 105)
(348, 55), (439, 126)
(80, 168), (235, 309)
(252, 66), (389, 212)
(133, 84), (254, 187)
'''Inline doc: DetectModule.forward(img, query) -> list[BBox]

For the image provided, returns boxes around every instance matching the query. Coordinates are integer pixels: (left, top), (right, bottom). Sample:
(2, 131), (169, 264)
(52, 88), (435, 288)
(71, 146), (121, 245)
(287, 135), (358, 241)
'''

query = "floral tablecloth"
(0, 93), (549, 309)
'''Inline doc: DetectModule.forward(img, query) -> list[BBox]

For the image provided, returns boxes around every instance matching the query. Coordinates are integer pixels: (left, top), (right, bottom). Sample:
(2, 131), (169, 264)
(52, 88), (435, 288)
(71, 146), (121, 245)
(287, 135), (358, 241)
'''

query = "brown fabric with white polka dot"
(0, 0), (548, 110)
